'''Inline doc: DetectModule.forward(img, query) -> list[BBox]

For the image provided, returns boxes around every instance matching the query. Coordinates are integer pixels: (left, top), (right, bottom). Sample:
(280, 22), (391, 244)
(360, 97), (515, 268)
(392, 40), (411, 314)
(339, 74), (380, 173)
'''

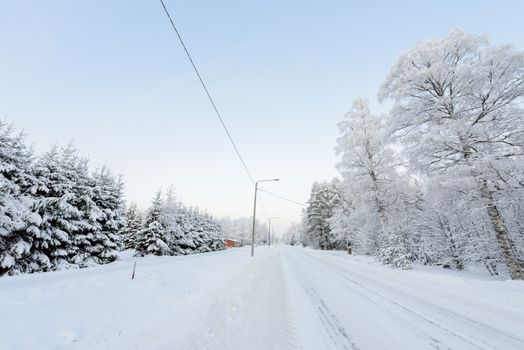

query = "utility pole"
(251, 178), (279, 257)
(268, 216), (279, 248)
(250, 182), (258, 257)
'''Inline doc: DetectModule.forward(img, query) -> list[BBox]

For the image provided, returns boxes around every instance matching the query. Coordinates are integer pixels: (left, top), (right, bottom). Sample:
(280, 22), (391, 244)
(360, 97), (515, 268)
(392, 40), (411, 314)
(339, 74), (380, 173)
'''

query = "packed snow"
(1, 246), (523, 350)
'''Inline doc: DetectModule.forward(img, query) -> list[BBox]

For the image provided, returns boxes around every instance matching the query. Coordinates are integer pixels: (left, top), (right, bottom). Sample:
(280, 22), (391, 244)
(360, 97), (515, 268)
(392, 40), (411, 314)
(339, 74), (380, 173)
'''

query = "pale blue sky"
(1, 0), (523, 232)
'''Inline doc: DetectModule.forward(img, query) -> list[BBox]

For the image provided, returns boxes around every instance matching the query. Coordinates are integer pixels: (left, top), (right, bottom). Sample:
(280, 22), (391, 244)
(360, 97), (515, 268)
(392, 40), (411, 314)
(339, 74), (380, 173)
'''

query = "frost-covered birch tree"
(335, 98), (412, 262)
(379, 29), (524, 279)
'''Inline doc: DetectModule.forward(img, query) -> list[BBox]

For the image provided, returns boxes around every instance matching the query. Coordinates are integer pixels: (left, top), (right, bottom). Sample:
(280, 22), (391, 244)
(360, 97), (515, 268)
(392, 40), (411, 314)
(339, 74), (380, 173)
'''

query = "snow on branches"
(301, 29), (524, 278)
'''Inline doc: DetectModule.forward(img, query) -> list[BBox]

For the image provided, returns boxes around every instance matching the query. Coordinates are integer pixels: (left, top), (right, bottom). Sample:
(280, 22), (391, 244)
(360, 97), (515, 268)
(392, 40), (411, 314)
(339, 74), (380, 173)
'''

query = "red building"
(225, 239), (241, 248)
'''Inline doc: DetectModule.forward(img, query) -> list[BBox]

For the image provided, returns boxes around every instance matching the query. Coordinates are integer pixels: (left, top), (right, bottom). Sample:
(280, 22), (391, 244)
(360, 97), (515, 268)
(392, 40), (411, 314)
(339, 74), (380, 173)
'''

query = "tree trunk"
(481, 180), (524, 280)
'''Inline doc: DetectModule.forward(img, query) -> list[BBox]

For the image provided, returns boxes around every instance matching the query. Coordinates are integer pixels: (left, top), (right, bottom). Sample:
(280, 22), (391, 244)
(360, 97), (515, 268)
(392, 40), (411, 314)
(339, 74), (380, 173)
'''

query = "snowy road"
(1, 246), (523, 350)
(281, 247), (524, 350)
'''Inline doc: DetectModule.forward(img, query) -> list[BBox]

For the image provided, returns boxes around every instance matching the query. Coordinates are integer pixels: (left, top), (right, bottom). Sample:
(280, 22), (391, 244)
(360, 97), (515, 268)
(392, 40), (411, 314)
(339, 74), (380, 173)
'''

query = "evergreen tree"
(198, 214), (225, 252)
(168, 206), (225, 255)
(0, 121), (43, 275)
(88, 166), (125, 263)
(34, 144), (89, 269)
(169, 208), (198, 255)
(123, 203), (142, 249)
(378, 228), (413, 269)
(304, 180), (342, 250)
(135, 192), (170, 256)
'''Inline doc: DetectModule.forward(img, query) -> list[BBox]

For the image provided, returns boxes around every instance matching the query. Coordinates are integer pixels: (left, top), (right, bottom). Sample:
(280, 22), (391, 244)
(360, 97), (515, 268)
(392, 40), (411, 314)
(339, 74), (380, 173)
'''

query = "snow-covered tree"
(88, 166), (125, 263)
(283, 222), (304, 246)
(328, 197), (352, 249)
(378, 228), (413, 269)
(168, 208), (199, 255)
(168, 206), (225, 255)
(0, 121), (133, 275)
(33, 145), (87, 270)
(219, 216), (266, 246)
(197, 213), (225, 252)
(379, 29), (524, 279)
(123, 203), (142, 249)
(135, 192), (170, 256)
(335, 98), (411, 257)
(64, 153), (101, 267)
(0, 121), (43, 275)
(304, 179), (343, 250)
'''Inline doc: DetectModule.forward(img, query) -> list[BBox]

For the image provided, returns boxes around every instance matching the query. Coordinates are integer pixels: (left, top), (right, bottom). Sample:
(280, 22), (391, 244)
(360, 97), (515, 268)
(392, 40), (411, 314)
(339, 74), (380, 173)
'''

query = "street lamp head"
(257, 178), (280, 183)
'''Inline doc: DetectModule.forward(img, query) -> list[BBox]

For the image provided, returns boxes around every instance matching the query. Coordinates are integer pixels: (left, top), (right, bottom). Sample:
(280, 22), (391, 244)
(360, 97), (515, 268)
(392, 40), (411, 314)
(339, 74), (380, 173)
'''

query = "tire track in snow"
(296, 249), (524, 350)
(301, 284), (360, 350)
(285, 249), (442, 350)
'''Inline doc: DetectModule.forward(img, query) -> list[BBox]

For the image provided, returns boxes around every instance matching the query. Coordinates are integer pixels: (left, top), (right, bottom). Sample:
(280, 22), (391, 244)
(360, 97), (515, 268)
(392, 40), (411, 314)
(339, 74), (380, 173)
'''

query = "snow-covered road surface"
(1, 246), (523, 350)
(281, 247), (524, 350)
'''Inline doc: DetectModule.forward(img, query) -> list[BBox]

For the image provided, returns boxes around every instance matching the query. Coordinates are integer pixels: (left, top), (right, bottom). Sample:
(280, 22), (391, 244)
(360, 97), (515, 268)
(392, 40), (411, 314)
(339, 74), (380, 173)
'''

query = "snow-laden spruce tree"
(304, 179), (343, 250)
(168, 206), (225, 255)
(135, 192), (170, 256)
(169, 208), (198, 255)
(379, 29), (524, 279)
(198, 213), (225, 252)
(33, 145), (126, 269)
(32, 145), (87, 270)
(64, 153), (101, 267)
(88, 166), (125, 263)
(378, 228), (413, 269)
(123, 203), (142, 249)
(0, 122), (43, 275)
(161, 185), (185, 252)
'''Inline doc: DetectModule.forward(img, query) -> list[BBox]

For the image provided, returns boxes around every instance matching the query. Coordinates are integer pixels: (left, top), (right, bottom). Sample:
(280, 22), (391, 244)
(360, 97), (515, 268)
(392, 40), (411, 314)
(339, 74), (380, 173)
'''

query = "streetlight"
(268, 217), (279, 248)
(251, 178), (279, 257)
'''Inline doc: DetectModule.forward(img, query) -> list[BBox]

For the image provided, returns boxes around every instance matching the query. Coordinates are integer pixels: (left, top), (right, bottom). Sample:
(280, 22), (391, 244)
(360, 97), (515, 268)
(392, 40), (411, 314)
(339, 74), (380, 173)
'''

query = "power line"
(159, 0), (255, 185)
(258, 188), (306, 207)
(257, 194), (269, 217)
(158, 1), (294, 217)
